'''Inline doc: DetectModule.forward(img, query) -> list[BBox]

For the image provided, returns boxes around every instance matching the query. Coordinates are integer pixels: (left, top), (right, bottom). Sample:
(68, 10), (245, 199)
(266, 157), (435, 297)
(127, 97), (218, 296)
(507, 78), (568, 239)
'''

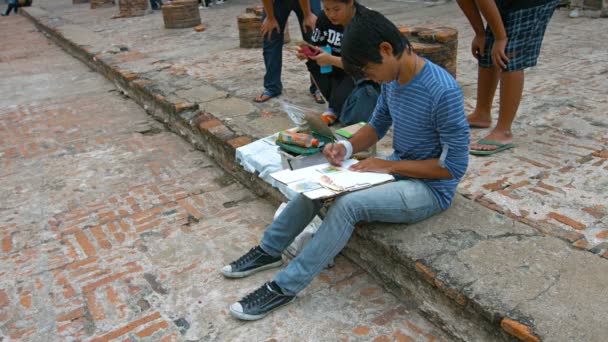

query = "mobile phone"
(301, 45), (320, 57)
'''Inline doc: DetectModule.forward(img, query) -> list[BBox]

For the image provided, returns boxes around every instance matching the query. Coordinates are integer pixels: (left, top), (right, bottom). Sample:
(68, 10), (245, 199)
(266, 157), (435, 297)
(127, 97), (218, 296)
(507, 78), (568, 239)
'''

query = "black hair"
(341, 10), (412, 79)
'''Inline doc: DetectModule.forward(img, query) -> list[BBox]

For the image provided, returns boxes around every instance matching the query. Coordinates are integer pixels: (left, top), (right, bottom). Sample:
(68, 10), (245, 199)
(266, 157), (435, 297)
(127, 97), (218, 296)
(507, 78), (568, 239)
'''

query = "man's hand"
(471, 33), (485, 59)
(491, 38), (509, 69)
(261, 16), (280, 40)
(348, 158), (393, 174)
(302, 13), (317, 33)
(309, 47), (333, 67)
(323, 143), (346, 166)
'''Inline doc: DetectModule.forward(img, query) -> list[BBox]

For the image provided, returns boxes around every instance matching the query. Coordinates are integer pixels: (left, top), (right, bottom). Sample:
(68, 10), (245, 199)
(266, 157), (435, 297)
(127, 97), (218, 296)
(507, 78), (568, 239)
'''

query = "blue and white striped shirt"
(369, 60), (470, 210)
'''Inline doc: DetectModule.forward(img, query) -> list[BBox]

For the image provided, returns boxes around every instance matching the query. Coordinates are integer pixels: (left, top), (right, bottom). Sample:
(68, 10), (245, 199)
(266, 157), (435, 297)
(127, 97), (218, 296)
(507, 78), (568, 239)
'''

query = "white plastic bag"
(274, 203), (333, 267)
(280, 101), (313, 128)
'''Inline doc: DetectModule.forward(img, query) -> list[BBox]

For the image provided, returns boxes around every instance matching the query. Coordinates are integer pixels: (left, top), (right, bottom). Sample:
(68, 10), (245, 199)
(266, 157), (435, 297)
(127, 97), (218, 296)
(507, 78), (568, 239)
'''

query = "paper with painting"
(270, 159), (394, 200)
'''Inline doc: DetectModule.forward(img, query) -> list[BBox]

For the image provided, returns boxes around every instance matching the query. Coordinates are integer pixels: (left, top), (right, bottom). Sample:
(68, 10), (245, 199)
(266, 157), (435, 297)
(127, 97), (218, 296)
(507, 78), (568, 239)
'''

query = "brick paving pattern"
(0, 15), (449, 341)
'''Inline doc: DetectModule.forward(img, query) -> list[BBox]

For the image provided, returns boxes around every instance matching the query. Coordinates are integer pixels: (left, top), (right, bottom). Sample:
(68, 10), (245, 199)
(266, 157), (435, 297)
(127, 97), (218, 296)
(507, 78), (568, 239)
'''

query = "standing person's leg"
(2, 3), (14, 17)
(467, 66), (500, 128)
(467, 26), (500, 129)
(257, 0), (290, 102)
(306, 0), (323, 102)
(602, 0), (608, 17)
(471, 0), (558, 154)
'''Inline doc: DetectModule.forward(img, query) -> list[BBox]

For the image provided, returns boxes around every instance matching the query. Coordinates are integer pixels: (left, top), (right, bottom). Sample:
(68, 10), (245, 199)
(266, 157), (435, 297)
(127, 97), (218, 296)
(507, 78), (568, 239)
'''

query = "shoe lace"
(241, 283), (274, 308)
(232, 247), (260, 268)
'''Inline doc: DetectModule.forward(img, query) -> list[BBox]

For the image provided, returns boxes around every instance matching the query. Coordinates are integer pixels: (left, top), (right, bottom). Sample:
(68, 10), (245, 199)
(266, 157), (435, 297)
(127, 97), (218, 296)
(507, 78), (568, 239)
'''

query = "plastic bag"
(280, 101), (315, 128)
(273, 203), (333, 268)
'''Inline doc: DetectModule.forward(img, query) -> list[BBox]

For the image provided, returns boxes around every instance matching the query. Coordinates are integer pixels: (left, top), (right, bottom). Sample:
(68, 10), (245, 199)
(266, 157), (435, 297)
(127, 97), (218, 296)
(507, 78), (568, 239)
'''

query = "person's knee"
(330, 195), (364, 223)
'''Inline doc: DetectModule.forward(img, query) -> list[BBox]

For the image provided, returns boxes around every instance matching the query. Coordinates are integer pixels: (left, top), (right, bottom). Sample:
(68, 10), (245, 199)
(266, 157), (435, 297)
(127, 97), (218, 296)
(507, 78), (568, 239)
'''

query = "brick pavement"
(0, 15), (449, 341)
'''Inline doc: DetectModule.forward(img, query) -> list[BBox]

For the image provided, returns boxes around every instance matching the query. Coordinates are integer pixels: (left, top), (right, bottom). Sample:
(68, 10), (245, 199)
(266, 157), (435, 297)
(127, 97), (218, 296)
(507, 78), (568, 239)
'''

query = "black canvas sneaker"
(230, 281), (295, 320)
(221, 246), (283, 278)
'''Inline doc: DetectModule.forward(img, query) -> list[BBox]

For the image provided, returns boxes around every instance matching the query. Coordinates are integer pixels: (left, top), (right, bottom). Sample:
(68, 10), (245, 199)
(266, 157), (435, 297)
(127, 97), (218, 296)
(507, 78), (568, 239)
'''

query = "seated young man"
(220, 10), (470, 321)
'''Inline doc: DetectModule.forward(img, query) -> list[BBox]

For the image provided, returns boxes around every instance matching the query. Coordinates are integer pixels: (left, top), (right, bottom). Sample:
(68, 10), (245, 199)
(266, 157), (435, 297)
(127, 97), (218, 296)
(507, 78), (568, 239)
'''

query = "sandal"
(254, 90), (279, 103)
(311, 90), (325, 104)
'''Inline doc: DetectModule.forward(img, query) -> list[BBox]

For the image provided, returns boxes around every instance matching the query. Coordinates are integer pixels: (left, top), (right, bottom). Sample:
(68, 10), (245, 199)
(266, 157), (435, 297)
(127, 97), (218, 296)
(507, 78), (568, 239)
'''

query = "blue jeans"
(260, 179), (443, 295)
(262, 0), (321, 95)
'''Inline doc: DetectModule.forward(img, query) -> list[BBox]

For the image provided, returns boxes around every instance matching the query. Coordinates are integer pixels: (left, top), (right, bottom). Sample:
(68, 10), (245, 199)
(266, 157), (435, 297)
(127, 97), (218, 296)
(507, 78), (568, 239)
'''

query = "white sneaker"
(216, 0), (224, 4)
(569, 8), (580, 18)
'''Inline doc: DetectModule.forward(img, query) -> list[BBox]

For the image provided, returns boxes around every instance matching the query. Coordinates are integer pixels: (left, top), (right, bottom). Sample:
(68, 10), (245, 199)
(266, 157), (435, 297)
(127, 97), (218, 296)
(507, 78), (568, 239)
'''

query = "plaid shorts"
(479, 0), (558, 71)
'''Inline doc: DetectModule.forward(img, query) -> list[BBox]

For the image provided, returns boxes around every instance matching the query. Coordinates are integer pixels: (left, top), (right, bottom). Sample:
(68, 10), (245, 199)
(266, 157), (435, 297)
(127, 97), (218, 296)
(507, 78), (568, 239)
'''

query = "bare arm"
(456, 0), (485, 34)
(298, 0), (318, 33)
(261, 0), (274, 20)
(473, 0), (506, 39)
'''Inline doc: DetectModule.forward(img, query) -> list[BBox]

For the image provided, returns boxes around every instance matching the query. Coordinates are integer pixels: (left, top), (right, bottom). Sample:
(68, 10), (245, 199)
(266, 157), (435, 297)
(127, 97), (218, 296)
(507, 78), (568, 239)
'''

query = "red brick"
(91, 226), (112, 250)
(352, 326), (370, 336)
(500, 319), (540, 342)
(177, 199), (204, 219)
(497, 190), (522, 200)
(66, 256), (99, 270)
(393, 330), (415, 342)
(537, 182), (560, 193)
(0, 289), (9, 308)
(507, 180), (531, 191)
(547, 212), (586, 230)
(83, 270), (132, 293)
(572, 239), (589, 250)
(515, 157), (551, 169)
(530, 188), (550, 196)
(199, 119), (222, 130)
(482, 178), (508, 191)
(75, 231), (97, 257)
(582, 205), (606, 219)
(57, 307), (86, 322)
(371, 306), (406, 326)
(19, 294), (32, 309)
(596, 230), (608, 239)
(415, 262), (436, 285)
(90, 312), (161, 342)
(592, 150), (608, 158)
(135, 320), (169, 337)
(227, 136), (252, 149)
(2, 232), (12, 253)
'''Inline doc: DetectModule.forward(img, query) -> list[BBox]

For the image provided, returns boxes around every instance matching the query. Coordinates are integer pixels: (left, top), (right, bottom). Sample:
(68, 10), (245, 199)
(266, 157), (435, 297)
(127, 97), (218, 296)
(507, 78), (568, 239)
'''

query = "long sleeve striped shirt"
(369, 59), (470, 210)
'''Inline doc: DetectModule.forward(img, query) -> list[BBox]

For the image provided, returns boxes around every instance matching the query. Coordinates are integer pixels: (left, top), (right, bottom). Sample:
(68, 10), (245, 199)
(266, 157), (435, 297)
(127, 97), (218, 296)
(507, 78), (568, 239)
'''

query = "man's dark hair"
(342, 10), (411, 79)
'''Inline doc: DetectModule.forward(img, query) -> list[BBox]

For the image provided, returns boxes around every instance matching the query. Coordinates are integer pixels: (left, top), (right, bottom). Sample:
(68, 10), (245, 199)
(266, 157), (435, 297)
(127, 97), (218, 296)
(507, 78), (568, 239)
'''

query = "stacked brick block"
(237, 6), (290, 49)
(399, 25), (458, 78)
(90, 0), (115, 9)
(162, 0), (201, 29)
(118, 0), (148, 17)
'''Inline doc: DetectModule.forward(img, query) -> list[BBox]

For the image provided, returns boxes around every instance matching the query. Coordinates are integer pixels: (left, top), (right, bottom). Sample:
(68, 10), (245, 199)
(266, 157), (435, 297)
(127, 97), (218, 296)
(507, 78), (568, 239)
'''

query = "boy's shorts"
(479, 0), (558, 71)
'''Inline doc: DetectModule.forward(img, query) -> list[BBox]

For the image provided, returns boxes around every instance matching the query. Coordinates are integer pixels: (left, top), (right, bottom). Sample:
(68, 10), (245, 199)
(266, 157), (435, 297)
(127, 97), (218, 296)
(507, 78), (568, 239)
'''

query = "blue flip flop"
(470, 139), (516, 156)
(254, 90), (279, 103)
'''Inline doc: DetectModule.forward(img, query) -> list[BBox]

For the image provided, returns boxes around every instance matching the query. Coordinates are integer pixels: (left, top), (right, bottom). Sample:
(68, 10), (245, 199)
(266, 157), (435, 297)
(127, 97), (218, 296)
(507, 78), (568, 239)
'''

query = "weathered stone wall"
(399, 25), (458, 78)
(90, 0), (114, 9)
(118, 0), (147, 17)
(162, 0), (201, 29)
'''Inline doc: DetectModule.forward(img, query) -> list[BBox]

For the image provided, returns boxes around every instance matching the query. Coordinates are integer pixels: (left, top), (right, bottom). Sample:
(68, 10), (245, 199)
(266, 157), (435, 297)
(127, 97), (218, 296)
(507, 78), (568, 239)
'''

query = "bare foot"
(467, 113), (492, 128)
(470, 129), (514, 152)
